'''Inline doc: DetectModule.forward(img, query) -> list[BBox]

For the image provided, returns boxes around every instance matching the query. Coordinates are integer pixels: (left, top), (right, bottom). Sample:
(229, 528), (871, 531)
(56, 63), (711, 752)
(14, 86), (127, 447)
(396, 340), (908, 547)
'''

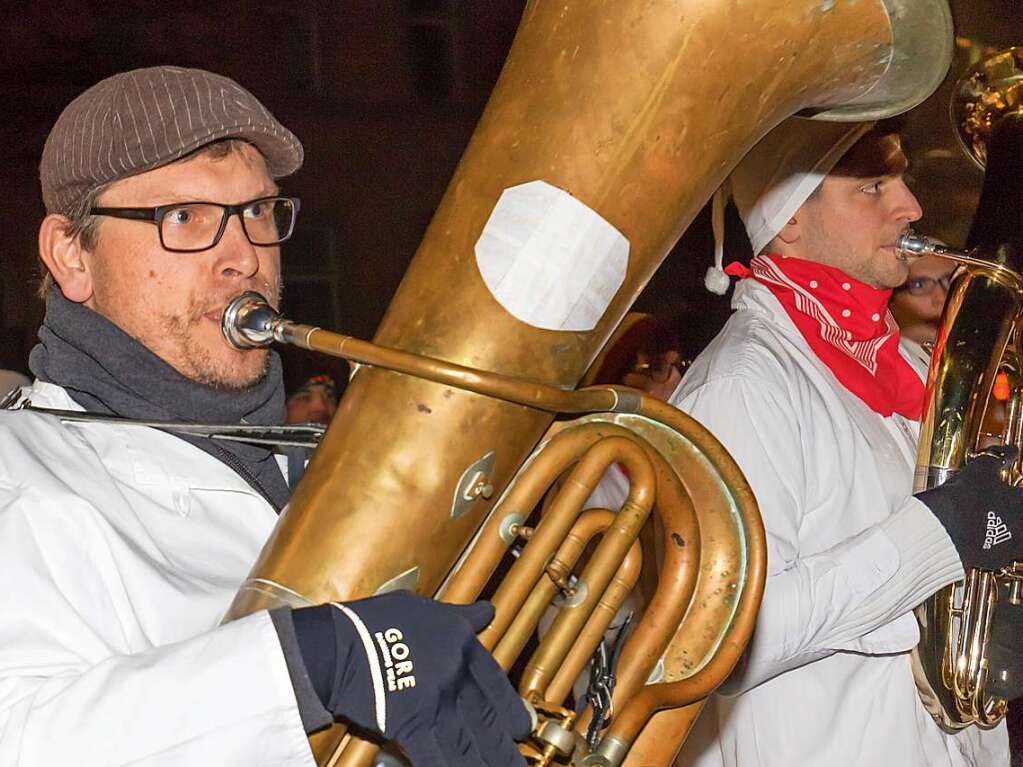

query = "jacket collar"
(20, 381), (283, 496)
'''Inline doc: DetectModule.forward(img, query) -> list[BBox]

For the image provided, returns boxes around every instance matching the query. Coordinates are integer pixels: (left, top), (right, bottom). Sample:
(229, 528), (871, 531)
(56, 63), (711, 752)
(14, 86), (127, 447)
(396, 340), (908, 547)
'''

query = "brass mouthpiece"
(895, 233), (998, 271)
(895, 232), (961, 260)
(222, 291), (282, 349)
(896, 233), (1023, 294)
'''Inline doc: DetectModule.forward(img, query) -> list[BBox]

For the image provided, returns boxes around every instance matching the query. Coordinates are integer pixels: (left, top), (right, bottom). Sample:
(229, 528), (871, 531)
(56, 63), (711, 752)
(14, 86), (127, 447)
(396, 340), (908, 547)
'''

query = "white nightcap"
(704, 118), (873, 295)
(732, 118), (874, 255)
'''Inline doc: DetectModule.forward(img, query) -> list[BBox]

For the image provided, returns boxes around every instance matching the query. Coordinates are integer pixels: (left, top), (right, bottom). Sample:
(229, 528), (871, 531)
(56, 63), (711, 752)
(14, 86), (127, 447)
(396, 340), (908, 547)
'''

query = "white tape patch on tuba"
(474, 180), (629, 332)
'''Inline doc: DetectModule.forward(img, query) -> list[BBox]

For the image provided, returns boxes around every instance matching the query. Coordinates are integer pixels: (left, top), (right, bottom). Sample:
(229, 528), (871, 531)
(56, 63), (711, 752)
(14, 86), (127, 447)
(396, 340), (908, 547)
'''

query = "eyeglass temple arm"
(88, 206), (159, 221)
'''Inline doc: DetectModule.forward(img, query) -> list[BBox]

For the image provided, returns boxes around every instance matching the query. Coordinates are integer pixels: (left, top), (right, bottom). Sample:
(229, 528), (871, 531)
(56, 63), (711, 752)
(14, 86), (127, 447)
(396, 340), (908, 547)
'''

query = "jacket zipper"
(206, 440), (285, 514)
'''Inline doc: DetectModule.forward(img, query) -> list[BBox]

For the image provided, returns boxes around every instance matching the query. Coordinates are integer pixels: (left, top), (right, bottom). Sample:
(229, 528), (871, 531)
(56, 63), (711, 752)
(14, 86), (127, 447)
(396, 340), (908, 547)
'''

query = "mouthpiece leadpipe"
(219, 291), (631, 415)
(895, 232), (966, 260)
(895, 233), (1022, 282)
(222, 291), (283, 349)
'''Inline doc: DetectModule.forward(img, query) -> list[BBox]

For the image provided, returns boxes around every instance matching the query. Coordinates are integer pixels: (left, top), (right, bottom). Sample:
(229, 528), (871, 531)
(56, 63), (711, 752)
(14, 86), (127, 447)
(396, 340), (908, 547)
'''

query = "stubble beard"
(162, 279), (282, 391)
(854, 251), (908, 291)
(173, 325), (271, 390)
(869, 237), (911, 290)
(802, 216), (904, 289)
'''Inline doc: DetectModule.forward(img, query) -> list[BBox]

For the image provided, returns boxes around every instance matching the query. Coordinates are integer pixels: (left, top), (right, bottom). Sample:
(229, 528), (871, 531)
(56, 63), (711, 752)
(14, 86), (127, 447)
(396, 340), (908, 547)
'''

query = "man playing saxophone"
(0, 66), (530, 767)
(670, 120), (1022, 765)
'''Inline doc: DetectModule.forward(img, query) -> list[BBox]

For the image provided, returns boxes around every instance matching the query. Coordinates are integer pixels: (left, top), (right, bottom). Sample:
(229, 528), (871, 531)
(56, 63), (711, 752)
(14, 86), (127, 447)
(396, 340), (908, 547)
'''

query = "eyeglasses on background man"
(889, 254), (955, 350)
(896, 271), (955, 297)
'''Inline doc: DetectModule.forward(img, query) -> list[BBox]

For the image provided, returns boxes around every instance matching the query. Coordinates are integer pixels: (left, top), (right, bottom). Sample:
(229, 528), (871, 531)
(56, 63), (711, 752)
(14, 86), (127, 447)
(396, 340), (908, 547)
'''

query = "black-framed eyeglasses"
(898, 272), (954, 297)
(89, 196), (300, 253)
(629, 357), (689, 383)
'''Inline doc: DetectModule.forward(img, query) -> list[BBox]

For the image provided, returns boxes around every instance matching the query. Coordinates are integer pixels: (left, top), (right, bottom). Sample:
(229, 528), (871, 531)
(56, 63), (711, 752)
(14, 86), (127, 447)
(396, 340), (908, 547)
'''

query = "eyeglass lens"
(633, 359), (680, 382)
(161, 198), (296, 251)
(905, 274), (953, 296)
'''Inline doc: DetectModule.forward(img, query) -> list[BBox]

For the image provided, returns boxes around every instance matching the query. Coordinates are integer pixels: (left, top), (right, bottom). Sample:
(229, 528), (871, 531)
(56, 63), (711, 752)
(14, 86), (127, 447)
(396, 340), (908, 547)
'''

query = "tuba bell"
(222, 1), (954, 764)
(907, 46), (1023, 730)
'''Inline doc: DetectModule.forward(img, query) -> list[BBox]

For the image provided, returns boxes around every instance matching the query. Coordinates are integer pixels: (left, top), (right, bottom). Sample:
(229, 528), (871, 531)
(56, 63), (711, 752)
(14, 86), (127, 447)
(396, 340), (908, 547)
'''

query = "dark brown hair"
(830, 125), (908, 179)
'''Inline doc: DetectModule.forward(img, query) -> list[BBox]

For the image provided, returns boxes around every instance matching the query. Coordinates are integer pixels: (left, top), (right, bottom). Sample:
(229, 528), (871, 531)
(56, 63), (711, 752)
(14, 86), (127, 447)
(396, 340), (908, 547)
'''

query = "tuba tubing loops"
(222, 294), (764, 765)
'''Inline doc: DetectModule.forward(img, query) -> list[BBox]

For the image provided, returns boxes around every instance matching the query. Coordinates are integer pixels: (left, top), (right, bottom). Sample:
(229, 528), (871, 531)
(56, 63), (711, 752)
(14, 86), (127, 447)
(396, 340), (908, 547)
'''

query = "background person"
(286, 374), (339, 425)
(890, 252), (955, 365)
(583, 312), (686, 400)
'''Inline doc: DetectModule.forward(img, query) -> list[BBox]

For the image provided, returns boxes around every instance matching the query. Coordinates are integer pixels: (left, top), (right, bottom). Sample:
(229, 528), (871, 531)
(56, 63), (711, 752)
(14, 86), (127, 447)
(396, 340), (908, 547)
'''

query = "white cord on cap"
(704, 182), (731, 295)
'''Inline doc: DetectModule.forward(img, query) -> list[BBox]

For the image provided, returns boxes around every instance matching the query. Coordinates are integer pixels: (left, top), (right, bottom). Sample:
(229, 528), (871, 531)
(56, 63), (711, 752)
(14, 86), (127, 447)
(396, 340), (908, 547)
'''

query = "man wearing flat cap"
(0, 67), (530, 766)
(662, 121), (1023, 765)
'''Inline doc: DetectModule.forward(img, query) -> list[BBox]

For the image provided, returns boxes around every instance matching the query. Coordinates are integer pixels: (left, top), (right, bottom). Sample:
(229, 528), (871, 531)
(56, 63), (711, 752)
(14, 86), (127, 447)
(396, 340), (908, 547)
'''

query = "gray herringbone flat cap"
(40, 66), (304, 216)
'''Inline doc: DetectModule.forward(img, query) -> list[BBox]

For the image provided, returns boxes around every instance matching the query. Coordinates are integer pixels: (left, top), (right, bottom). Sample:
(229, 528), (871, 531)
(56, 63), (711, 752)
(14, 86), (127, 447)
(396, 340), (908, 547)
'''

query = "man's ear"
(38, 214), (94, 303)
(776, 215), (801, 246)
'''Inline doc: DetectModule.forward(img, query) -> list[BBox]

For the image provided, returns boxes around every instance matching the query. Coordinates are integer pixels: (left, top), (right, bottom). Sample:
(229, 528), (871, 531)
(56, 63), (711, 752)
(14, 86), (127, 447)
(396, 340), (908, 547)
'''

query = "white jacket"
(667, 279), (1008, 766)
(0, 382), (313, 766)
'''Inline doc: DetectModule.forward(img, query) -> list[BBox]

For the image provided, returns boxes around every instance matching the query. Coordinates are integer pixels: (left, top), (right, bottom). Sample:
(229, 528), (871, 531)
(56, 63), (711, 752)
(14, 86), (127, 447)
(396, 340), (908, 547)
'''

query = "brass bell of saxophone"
(906, 47), (1023, 731)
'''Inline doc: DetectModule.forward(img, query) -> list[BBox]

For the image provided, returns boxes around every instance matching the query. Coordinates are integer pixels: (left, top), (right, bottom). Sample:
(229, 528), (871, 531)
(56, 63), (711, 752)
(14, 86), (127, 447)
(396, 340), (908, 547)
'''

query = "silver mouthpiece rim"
(896, 231), (928, 256)
(222, 291), (280, 350)
(895, 232), (958, 260)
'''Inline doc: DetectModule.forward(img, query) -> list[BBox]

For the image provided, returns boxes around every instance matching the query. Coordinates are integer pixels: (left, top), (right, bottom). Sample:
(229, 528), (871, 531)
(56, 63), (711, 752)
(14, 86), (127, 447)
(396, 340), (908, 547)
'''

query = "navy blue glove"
(291, 591), (531, 767)
(916, 446), (1023, 571)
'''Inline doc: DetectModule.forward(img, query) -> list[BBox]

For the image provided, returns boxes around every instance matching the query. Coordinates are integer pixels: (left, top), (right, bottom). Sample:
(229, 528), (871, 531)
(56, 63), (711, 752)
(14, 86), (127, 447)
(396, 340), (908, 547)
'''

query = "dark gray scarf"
(29, 289), (291, 511)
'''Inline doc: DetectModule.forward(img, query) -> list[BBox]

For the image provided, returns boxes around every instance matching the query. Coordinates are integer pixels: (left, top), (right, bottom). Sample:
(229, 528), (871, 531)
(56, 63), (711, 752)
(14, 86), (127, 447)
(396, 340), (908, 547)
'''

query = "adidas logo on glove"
(984, 510), (1013, 550)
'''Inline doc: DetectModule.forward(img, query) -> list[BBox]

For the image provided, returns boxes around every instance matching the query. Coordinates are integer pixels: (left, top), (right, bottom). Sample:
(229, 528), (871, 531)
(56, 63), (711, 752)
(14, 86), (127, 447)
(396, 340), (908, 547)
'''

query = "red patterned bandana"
(724, 254), (924, 419)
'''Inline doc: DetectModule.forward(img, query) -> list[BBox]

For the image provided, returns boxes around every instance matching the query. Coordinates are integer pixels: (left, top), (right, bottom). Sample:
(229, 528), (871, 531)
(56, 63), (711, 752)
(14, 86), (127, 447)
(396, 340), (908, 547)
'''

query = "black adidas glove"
(291, 591), (531, 767)
(916, 446), (1023, 571)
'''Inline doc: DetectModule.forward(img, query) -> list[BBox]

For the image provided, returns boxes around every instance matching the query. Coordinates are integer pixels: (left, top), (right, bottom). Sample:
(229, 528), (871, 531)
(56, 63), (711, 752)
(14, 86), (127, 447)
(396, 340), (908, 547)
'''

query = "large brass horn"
(907, 47), (1023, 731)
(222, 292), (765, 765)
(222, 1), (953, 764)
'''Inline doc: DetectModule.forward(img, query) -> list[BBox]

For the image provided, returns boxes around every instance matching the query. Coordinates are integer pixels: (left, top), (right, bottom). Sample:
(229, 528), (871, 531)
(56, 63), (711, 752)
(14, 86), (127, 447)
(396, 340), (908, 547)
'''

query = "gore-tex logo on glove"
(984, 511), (1013, 550)
(375, 628), (417, 692)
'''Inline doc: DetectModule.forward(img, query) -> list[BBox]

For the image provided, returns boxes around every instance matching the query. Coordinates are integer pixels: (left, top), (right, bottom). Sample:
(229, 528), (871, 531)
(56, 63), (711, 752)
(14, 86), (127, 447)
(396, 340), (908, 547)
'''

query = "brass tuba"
(907, 47), (1023, 731)
(223, 2), (953, 764)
